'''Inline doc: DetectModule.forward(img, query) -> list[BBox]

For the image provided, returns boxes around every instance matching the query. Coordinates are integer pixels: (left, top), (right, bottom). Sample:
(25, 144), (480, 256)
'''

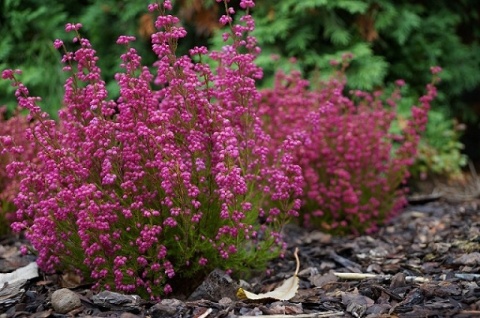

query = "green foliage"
(75, 1), (154, 99)
(245, 0), (478, 179)
(248, 0), (388, 90)
(410, 111), (467, 179)
(2, 0), (476, 179)
(249, 0), (480, 107)
(0, 0), (212, 117)
(377, 1), (480, 120)
(0, 0), (68, 116)
(390, 85), (468, 179)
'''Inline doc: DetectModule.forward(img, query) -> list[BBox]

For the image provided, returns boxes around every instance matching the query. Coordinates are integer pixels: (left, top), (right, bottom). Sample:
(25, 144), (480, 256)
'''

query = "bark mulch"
(1, 197), (480, 317)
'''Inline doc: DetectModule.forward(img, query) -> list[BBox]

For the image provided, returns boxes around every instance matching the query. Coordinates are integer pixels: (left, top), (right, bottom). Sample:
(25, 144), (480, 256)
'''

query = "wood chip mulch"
(1, 198), (479, 317)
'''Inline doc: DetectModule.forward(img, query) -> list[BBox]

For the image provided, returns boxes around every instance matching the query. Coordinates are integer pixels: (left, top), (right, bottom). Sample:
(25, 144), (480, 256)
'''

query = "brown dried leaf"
(237, 248), (300, 301)
(60, 271), (82, 288)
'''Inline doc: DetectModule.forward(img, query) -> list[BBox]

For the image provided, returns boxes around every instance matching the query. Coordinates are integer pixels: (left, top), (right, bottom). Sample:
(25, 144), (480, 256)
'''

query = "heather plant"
(247, 0), (479, 117)
(393, 106), (467, 181)
(259, 61), (440, 235)
(0, 0), (221, 117)
(0, 108), (37, 235)
(1, 0), (302, 299)
(238, 0), (475, 181)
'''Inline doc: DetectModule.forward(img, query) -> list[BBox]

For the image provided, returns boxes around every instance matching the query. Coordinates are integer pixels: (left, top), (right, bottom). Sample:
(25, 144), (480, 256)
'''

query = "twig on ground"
(333, 272), (429, 283)
(240, 312), (345, 318)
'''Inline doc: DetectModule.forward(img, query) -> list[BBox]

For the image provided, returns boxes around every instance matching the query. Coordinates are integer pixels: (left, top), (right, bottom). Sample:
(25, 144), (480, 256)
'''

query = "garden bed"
(1, 196), (479, 317)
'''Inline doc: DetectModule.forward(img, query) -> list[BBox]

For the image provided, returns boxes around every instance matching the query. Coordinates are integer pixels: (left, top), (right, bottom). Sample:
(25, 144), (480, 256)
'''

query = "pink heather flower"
(1, 69), (14, 79)
(147, 3), (159, 12)
(0, 108), (38, 234)
(430, 66), (442, 74)
(65, 23), (82, 32)
(219, 15), (233, 25)
(189, 46), (208, 56)
(163, 0), (172, 10)
(198, 257), (208, 266)
(116, 35), (136, 45)
(163, 284), (173, 295)
(240, 0), (255, 9)
(53, 39), (64, 49)
(2, 0), (302, 299)
(1, 69), (21, 80)
(329, 59), (340, 66)
(260, 66), (438, 235)
(19, 245), (28, 255)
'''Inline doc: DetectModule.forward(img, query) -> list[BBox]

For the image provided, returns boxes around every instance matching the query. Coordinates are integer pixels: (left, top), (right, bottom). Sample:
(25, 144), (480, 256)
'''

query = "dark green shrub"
(0, 0), (68, 116)
(243, 0), (478, 179)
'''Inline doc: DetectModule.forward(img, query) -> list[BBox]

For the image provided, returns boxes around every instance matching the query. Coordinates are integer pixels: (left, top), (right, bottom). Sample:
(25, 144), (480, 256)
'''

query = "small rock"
(91, 290), (142, 311)
(149, 298), (187, 318)
(188, 268), (238, 301)
(218, 297), (233, 306)
(453, 252), (480, 266)
(51, 288), (81, 314)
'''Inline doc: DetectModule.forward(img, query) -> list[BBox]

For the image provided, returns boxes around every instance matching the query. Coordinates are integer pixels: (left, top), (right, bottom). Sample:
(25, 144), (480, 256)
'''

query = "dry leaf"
(60, 271), (83, 288)
(237, 248), (300, 301)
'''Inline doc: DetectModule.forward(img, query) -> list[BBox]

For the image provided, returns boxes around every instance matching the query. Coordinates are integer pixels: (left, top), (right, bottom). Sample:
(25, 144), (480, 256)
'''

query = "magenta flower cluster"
(259, 63), (440, 235)
(1, 0), (302, 298)
(0, 105), (38, 233)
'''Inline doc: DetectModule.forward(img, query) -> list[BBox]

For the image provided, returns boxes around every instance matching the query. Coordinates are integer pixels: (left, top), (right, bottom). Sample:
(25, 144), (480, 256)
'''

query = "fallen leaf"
(60, 271), (83, 288)
(237, 248), (300, 301)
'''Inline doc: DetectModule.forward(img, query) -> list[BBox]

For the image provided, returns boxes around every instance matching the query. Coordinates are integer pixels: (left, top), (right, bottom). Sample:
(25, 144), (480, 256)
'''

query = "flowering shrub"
(1, 0), (302, 298)
(0, 108), (37, 235)
(259, 62), (440, 235)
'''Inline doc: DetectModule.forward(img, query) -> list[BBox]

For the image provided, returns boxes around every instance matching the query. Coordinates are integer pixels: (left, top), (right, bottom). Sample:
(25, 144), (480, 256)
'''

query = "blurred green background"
(1, 0), (479, 179)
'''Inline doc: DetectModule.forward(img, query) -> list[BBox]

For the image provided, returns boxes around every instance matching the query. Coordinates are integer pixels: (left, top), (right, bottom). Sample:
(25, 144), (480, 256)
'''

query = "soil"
(1, 194), (480, 317)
